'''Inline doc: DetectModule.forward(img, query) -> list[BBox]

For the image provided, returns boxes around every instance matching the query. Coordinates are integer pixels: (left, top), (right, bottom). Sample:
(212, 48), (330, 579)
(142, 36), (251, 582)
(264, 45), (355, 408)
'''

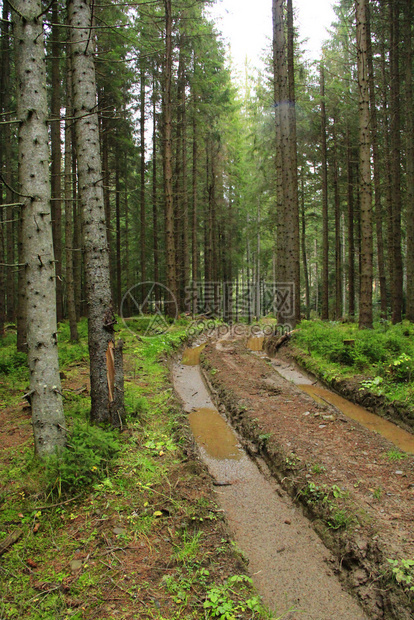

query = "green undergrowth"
(292, 319), (414, 408)
(0, 318), (271, 619)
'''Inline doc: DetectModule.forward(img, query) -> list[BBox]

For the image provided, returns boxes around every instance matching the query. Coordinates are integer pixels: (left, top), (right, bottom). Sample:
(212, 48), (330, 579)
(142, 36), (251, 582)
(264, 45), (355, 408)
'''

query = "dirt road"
(189, 334), (414, 619)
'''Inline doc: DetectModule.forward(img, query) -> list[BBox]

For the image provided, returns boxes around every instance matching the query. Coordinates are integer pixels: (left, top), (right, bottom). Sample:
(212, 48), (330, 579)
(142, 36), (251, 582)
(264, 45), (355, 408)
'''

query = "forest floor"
(201, 334), (414, 620)
(0, 323), (271, 620)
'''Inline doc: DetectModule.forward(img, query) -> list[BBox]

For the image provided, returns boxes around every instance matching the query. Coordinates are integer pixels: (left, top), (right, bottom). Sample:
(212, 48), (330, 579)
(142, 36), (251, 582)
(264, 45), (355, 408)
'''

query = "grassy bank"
(0, 320), (271, 620)
(292, 320), (414, 409)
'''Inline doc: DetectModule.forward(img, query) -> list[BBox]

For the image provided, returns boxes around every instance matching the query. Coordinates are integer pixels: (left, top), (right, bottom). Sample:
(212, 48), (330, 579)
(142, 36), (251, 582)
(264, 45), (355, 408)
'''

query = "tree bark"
(14, 0), (66, 456)
(69, 0), (124, 426)
(2, 0), (15, 324)
(320, 64), (329, 320)
(64, 44), (79, 342)
(356, 0), (373, 329)
(389, 0), (403, 323)
(163, 0), (176, 313)
(140, 61), (146, 283)
(273, 0), (298, 327)
(152, 71), (159, 283)
(405, 0), (414, 321)
(115, 161), (121, 311)
(192, 87), (198, 314)
(366, 2), (387, 318)
(287, 0), (300, 324)
(50, 2), (63, 323)
(346, 125), (355, 319)
(300, 171), (310, 319)
(333, 117), (342, 319)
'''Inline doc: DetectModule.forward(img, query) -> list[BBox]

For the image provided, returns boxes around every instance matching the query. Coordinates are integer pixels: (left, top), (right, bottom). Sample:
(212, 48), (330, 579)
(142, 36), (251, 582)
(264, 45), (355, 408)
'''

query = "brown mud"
(290, 347), (414, 433)
(174, 346), (368, 619)
(199, 335), (414, 620)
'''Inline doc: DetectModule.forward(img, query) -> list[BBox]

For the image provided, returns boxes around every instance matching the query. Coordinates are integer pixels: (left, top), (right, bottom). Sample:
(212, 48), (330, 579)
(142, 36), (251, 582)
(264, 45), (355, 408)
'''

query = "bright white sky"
(208, 0), (337, 72)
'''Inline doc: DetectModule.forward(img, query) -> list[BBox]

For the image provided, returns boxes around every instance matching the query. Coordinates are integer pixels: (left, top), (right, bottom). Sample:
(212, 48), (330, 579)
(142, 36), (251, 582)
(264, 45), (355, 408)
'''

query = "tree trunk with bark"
(163, 0), (176, 312)
(405, 0), (414, 321)
(64, 45), (79, 342)
(50, 2), (63, 323)
(333, 117), (342, 319)
(346, 125), (355, 319)
(366, 2), (387, 318)
(69, 0), (124, 426)
(389, 0), (403, 323)
(356, 0), (373, 329)
(14, 0), (66, 456)
(320, 64), (329, 320)
(140, 62), (146, 283)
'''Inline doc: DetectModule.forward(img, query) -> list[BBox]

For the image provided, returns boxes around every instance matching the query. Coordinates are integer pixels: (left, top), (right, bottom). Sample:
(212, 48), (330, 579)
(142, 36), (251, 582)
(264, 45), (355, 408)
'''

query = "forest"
(1, 0), (414, 618)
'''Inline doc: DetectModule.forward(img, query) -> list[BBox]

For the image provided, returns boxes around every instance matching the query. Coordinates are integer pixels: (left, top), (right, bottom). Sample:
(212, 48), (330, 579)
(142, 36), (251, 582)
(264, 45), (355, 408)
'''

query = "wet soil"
(201, 336), (414, 619)
(174, 348), (368, 619)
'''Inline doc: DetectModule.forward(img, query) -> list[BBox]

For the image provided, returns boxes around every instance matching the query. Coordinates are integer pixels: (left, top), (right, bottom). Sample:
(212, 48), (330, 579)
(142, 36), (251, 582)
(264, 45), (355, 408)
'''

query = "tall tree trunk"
(366, 2), (387, 318)
(115, 161), (121, 312)
(181, 75), (190, 311)
(346, 126), (355, 319)
(192, 90), (198, 315)
(287, 0), (300, 324)
(71, 106), (82, 321)
(356, 0), (373, 329)
(69, 0), (124, 426)
(0, 212), (4, 337)
(50, 2), (63, 322)
(152, 72), (159, 283)
(163, 0), (176, 312)
(300, 171), (310, 319)
(64, 45), (79, 342)
(333, 117), (342, 319)
(320, 64), (329, 320)
(273, 0), (297, 327)
(14, 0), (66, 456)
(2, 0), (15, 324)
(405, 0), (414, 321)
(389, 0), (403, 323)
(140, 62), (146, 282)
(273, 0), (286, 286)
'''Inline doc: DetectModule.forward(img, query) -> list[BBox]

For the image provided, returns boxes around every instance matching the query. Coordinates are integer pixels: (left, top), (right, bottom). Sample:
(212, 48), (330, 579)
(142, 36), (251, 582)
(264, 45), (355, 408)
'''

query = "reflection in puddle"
(299, 384), (414, 454)
(182, 344), (207, 366)
(247, 336), (264, 352)
(188, 408), (242, 460)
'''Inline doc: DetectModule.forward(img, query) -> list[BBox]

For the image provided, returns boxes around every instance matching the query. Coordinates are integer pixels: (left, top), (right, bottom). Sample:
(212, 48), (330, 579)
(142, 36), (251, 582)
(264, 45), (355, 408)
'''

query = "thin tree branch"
(37, 0), (56, 19)
(0, 174), (32, 199)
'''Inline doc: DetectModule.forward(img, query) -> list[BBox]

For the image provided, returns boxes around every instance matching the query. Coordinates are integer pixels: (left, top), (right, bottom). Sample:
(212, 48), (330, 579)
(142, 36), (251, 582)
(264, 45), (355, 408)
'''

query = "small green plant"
(327, 508), (355, 530)
(203, 575), (267, 619)
(385, 449), (408, 462)
(44, 423), (120, 495)
(387, 353), (413, 383)
(359, 376), (384, 391)
(387, 558), (414, 592)
(311, 463), (326, 475)
(373, 486), (383, 500)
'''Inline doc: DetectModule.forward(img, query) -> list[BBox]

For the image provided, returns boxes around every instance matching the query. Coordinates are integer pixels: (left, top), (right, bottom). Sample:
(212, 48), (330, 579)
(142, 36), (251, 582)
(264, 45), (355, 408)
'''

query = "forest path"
(197, 334), (414, 620)
(172, 342), (368, 620)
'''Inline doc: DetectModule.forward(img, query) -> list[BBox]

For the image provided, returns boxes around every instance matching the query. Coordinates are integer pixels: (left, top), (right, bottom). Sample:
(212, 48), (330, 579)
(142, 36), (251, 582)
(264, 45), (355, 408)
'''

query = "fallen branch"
(0, 529), (23, 556)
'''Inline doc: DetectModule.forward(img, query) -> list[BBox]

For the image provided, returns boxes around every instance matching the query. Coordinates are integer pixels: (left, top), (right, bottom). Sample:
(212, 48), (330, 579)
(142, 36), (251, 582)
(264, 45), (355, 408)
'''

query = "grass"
(0, 318), (272, 619)
(292, 319), (414, 409)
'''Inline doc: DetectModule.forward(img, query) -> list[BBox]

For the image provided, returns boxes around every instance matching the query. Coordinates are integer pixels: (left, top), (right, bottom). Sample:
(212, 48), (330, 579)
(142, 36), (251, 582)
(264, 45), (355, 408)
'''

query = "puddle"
(247, 336), (264, 351)
(182, 344), (207, 366)
(188, 408), (242, 460)
(300, 384), (414, 454)
(173, 355), (368, 619)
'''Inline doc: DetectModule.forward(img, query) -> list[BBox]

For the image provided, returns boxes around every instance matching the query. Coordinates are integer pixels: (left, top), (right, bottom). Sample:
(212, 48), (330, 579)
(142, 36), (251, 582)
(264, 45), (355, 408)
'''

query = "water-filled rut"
(173, 346), (368, 620)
